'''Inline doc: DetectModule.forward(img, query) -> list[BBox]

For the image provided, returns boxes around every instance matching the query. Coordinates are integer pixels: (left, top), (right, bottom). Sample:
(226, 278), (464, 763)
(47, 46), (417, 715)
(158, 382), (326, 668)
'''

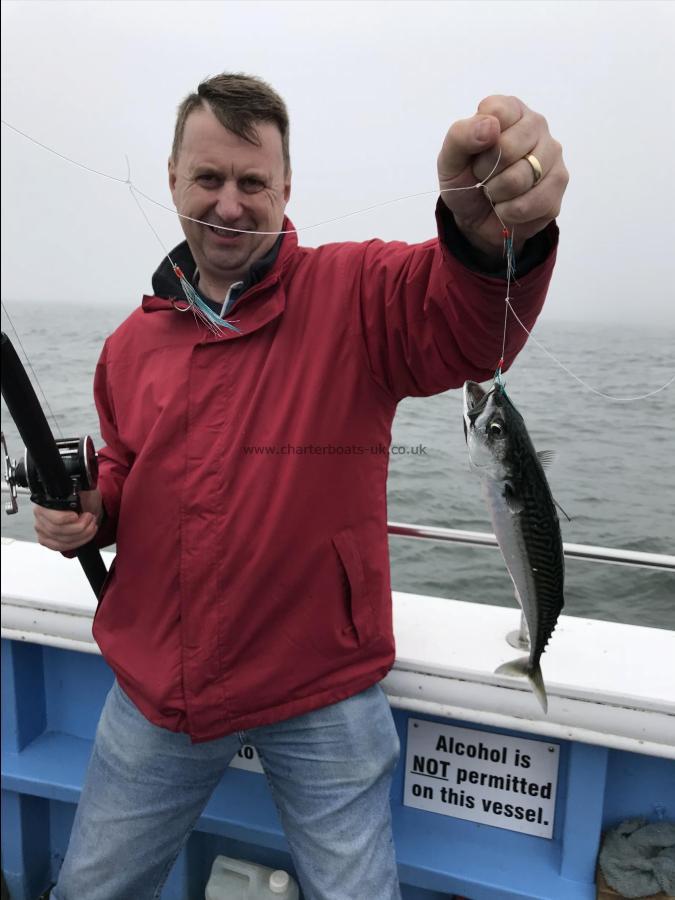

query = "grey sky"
(1, 0), (674, 324)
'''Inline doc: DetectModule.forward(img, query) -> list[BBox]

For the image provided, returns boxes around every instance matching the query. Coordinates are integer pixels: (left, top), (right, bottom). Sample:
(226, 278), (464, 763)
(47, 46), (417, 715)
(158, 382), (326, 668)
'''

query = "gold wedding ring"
(524, 153), (543, 186)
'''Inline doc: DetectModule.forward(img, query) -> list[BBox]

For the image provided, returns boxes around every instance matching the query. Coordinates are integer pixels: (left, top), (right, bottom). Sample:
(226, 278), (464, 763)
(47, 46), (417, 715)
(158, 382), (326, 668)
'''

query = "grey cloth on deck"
(599, 819), (675, 898)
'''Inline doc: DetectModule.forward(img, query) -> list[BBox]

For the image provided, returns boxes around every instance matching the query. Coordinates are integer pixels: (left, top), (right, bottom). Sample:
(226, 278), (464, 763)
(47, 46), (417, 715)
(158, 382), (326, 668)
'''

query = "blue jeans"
(53, 680), (402, 900)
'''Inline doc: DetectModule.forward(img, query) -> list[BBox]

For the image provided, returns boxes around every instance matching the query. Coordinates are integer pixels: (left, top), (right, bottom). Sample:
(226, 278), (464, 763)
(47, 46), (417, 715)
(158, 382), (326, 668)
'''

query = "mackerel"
(462, 380), (565, 713)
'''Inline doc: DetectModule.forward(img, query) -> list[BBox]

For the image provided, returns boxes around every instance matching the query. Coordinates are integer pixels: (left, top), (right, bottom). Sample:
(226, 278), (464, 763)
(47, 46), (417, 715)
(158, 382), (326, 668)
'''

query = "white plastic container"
(205, 855), (300, 900)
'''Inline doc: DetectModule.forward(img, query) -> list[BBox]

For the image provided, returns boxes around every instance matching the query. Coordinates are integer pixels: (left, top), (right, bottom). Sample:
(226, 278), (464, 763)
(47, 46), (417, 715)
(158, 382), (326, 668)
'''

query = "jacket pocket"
(332, 528), (375, 646)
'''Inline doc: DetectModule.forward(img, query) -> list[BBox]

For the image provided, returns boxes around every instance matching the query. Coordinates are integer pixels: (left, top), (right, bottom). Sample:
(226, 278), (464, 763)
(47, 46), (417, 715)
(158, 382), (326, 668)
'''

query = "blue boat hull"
(3, 639), (674, 900)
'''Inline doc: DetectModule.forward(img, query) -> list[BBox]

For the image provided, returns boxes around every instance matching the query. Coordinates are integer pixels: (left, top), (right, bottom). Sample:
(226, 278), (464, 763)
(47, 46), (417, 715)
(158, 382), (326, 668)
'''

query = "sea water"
(1, 300), (673, 630)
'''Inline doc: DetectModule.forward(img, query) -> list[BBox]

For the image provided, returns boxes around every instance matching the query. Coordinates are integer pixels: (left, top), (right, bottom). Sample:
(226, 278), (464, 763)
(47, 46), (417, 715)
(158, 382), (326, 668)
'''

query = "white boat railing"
(387, 521), (675, 571)
(2, 483), (674, 571)
(3, 532), (674, 757)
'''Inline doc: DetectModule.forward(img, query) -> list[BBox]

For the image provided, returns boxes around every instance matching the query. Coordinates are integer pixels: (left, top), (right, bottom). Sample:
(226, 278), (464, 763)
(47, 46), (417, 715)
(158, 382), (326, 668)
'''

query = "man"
(35, 73), (567, 900)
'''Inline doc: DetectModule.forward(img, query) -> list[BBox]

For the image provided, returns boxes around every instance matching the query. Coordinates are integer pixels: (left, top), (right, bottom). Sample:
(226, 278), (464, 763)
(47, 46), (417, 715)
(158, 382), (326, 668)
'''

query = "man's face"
(169, 106), (291, 297)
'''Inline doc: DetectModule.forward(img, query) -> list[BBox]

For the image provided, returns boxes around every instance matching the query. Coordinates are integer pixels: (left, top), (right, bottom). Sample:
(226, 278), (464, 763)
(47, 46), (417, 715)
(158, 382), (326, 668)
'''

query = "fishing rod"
(1, 331), (108, 598)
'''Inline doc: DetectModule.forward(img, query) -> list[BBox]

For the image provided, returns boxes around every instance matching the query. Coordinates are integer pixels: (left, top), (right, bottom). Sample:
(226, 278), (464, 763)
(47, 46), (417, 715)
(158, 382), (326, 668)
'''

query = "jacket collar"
(142, 218), (298, 340)
(150, 232), (285, 302)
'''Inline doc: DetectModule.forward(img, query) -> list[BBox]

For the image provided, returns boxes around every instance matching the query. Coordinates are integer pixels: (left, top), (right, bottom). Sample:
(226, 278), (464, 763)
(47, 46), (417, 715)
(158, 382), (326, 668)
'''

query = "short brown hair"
(172, 73), (291, 174)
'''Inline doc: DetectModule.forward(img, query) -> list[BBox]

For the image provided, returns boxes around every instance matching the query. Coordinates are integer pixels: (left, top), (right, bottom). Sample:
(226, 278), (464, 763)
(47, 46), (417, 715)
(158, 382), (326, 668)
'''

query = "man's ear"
(168, 157), (177, 197)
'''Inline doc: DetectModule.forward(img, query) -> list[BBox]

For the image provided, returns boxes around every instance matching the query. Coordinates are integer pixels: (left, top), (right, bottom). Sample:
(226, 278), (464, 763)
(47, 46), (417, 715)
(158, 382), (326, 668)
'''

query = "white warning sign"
(403, 719), (560, 838)
(229, 744), (264, 774)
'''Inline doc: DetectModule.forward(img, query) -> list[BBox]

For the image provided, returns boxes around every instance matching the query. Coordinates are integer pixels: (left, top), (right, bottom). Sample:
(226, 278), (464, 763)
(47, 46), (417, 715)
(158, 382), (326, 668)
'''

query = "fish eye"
(488, 421), (504, 437)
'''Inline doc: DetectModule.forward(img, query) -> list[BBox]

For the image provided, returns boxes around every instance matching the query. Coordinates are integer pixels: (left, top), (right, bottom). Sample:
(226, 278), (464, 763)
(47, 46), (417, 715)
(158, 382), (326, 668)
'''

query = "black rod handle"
(76, 543), (109, 597)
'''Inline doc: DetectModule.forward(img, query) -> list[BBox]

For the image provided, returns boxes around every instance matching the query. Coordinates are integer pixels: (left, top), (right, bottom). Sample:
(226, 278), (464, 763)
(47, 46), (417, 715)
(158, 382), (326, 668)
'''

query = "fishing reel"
(2, 432), (98, 515)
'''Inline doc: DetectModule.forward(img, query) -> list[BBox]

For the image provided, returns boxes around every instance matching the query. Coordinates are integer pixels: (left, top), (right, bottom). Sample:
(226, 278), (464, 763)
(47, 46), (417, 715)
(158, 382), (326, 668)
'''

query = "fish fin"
(495, 657), (549, 714)
(537, 450), (556, 470)
(553, 497), (572, 523)
(503, 482), (524, 514)
(495, 656), (529, 679)
(535, 451), (571, 521)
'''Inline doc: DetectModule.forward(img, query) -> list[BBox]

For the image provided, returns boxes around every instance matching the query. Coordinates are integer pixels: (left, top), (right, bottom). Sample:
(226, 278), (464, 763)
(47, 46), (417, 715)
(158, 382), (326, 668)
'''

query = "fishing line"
(2, 119), (673, 402)
(126, 179), (239, 336)
(1, 300), (64, 437)
(503, 301), (675, 402)
(2, 121), (131, 185)
(1, 116), (499, 337)
(130, 174), (498, 236)
(1, 119), (500, 236)
(476, 172), (672, 403)
(480, 185), (517, 381)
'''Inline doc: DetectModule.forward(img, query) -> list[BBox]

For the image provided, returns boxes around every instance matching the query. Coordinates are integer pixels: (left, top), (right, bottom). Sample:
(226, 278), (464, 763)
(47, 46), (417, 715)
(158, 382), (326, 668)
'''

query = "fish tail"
(495, 657), (549, 714)
(528, 662), (548, 714)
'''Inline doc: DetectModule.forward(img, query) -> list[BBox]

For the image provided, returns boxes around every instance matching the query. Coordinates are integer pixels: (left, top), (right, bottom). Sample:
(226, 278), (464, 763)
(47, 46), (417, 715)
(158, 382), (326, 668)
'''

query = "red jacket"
(92, 207), (557, 741)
